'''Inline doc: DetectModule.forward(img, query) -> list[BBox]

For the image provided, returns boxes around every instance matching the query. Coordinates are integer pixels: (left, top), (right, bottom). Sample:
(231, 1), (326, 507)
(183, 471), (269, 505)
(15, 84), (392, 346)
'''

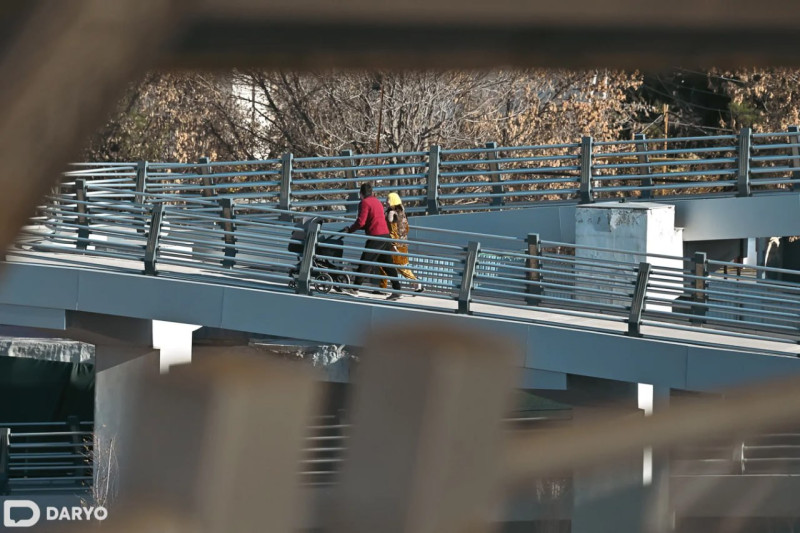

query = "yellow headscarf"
(387, 192), (402, 207)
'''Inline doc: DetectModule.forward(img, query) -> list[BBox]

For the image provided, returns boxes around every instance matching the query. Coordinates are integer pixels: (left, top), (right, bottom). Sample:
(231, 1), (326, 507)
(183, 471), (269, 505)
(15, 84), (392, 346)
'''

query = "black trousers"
(354, 236), (401, 290)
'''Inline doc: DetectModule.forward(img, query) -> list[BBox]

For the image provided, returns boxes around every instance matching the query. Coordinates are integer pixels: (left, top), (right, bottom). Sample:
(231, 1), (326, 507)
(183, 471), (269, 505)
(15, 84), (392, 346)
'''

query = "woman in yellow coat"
(380, 193), (423, 293)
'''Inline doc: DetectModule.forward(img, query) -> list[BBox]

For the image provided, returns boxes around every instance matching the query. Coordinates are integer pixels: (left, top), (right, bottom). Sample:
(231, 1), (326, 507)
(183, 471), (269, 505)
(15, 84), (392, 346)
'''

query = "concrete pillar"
(575, 202), (683, 263)
(570, 377), (647, 533)
(643, 385), (673, 533)
(575, 202), (683, 311)
(744, 237), (756, 266)
(49, 312), (162, 506)
(0, 312), (177, 507)
(571, 406), (647, 533)
(755, 237), (769, 279)
(94, 346), (159, 507)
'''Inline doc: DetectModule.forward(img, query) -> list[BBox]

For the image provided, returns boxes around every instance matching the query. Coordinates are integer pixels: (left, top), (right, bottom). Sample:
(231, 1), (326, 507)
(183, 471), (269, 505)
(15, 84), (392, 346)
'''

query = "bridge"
(4, 129), (800, 529)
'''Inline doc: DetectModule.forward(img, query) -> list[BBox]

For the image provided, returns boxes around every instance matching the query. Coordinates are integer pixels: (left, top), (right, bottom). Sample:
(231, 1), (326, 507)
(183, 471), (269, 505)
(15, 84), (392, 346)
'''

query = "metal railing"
(60, 127), (800, 217)
(0, 421), (94, 495)
(301, 409), (574, 486)
(673, 430), (800, 475)
(308, 419), (800, 485)
(11, 193), (800, 356)
(0, 413), (574, 492)
(3, 415), (792, 497)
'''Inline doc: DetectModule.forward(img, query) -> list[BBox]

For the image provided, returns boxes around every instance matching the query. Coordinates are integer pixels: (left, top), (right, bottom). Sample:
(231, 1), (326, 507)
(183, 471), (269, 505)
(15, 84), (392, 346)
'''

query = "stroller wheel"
(312, 272), (334, 294)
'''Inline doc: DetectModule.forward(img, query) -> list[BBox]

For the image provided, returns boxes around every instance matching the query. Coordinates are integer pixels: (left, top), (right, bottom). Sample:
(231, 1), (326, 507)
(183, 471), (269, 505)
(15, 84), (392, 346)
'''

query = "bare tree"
(85, 72), (249, 163)
(85, 69), (648, 163)
(223, 69), (645, 158)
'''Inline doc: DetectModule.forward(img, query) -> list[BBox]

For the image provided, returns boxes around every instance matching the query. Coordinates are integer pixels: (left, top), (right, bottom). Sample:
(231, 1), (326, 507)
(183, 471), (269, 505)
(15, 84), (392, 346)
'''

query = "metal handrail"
(13, 183), (800, 354)
(50, 127), (800, 216)
(2, 423), (94, 496)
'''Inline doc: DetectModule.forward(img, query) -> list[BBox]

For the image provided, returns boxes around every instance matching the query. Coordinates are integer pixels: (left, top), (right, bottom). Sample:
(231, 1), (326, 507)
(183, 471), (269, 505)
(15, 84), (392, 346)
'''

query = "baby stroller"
(288, 218), (351, 294)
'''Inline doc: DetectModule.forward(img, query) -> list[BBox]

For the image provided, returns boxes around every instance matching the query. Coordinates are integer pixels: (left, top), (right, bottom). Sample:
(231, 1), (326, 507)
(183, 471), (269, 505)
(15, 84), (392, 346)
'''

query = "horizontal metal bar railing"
(49, 127), (800, 218)
(12, 187), (800, 354)
(2, 422), (95, 495)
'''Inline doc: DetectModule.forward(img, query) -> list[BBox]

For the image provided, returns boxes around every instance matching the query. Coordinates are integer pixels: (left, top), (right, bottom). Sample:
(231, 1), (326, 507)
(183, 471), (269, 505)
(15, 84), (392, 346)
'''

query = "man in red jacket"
(346, 183), (402, 300)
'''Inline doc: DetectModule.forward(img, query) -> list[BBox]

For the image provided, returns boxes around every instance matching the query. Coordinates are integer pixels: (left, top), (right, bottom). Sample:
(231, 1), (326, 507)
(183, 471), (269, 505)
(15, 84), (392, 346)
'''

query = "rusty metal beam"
(167, 22), (800, 70)
(195, 0), (800, 29)
(161, 0), (800, 69)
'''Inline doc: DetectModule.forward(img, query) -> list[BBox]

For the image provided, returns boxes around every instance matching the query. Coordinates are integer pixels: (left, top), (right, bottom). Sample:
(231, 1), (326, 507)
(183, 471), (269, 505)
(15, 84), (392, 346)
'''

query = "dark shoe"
(414, 287), (425, 293)
(370, 290), (386, 295)
(386, 293), (401, 301)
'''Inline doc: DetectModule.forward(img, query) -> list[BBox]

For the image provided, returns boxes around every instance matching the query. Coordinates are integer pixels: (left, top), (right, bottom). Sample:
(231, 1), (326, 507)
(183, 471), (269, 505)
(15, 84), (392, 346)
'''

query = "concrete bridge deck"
(2, 250), (799, 394)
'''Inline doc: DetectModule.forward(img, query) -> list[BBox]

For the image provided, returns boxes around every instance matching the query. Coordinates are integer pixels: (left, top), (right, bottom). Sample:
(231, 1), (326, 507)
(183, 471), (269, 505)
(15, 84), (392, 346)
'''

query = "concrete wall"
(412, 193), (800, 245)
(94, 348), (159, 506)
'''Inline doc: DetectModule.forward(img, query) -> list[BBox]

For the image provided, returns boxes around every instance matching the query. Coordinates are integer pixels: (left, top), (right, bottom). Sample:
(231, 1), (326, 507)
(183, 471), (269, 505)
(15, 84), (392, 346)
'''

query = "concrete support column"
(643, 385), (673, 533)
(94, 345), (159, 507)
(755, 237), (769, 279)
(575, 202), (683, 311)
(572, 405), (647, 533)
(50, 312), (161, 506)
(569, 377), (646, 533)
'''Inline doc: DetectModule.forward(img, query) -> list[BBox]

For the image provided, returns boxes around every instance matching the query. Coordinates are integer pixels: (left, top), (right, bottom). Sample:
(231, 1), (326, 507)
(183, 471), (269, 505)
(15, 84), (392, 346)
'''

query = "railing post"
(634, 134), (653, 200)
(458, 241), (480, 314)
(135, 160), (148, 199)
(340, 150), (359, 213)
(144, 203), (164, 275)
(627, 262), (651, 337)
(484, 142), (505, 207)
(427, 145), (441, 215)
(579, 136), (594, 204)
(75, 178), (90, 249)
(526, 233), (542, 306)
(297, 219), (321, 295)
(198, 156), (216, 198)
(218, 198), (236, 268)
(279, 152), (293, 221)
(0, 427), (9, 495)
(737, 127), (752, 197)
(692, 251), (709, 322)
(786, 126), (800, 192)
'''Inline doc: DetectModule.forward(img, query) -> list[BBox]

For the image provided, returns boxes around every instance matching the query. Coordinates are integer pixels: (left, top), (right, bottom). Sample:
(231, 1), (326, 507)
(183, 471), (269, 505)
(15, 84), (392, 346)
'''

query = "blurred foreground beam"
(107, 347), (321, 533)
(198, 0), (800, 28)
(174, 0), (800, 68)
(0, 0), (188, 256)
(505, 375), (800, 487)
(331, 324), (518, 533)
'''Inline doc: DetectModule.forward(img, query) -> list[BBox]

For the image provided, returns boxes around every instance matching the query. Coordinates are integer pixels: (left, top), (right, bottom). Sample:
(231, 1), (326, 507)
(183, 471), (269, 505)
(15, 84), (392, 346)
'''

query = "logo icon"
(3, 500), (41, 528)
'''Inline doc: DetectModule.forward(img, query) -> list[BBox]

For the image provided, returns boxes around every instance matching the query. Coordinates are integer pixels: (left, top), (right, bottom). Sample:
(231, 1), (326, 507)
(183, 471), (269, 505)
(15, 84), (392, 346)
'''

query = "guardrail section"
(57, 127), (800, 217)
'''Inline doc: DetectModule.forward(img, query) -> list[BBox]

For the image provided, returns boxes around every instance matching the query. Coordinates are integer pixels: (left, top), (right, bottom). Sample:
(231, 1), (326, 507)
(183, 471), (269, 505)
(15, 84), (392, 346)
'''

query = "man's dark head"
(360, 183), (373, 198)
